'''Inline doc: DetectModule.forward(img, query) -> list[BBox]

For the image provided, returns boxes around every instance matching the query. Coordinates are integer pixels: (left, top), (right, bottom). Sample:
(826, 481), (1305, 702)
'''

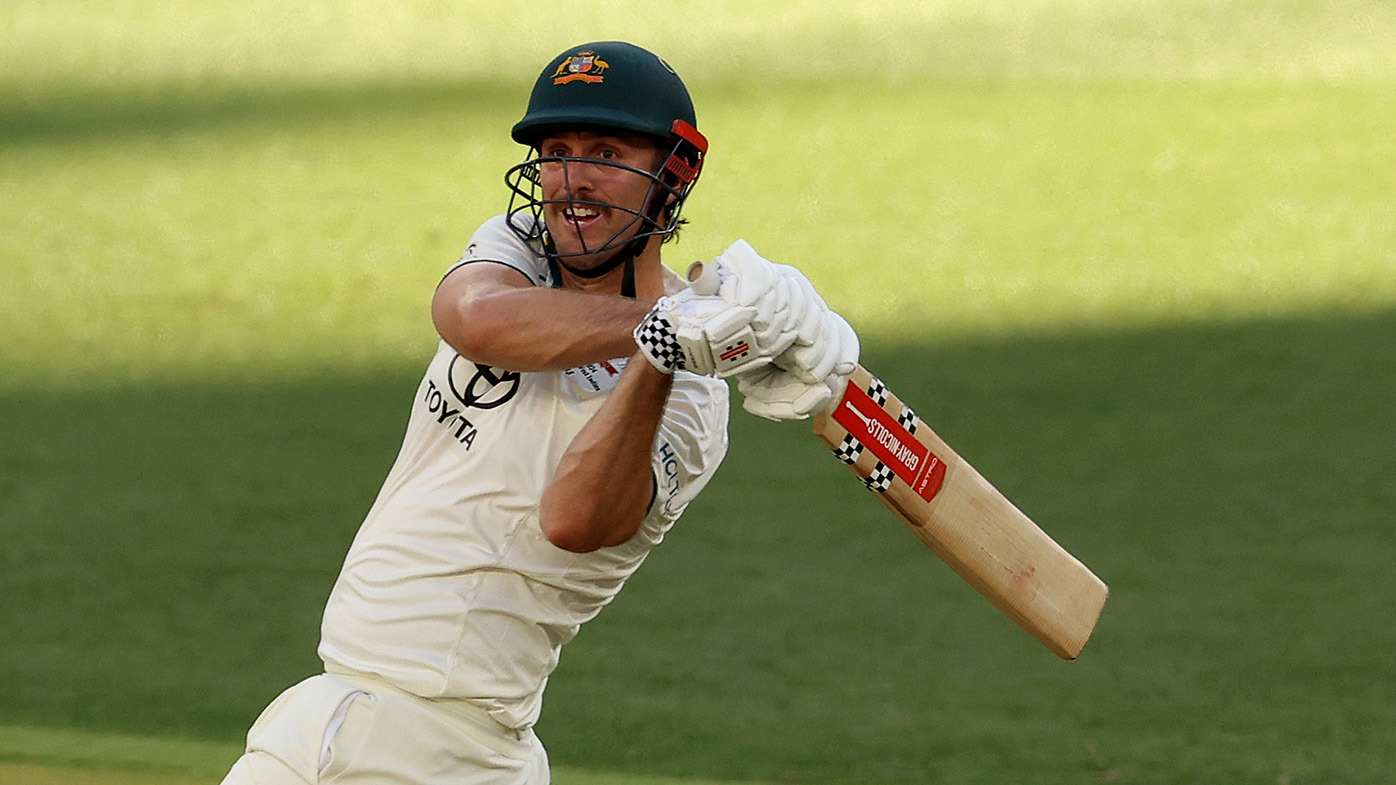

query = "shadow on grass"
(1, 309), (1392, 783)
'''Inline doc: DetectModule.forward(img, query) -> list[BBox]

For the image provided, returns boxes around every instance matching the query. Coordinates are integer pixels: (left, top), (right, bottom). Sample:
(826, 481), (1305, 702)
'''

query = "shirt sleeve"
(442, 213), (554, 287)
(648, 374), (731, 524)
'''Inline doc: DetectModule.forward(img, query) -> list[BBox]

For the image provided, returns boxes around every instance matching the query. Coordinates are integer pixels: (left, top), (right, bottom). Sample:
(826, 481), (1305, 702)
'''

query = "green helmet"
(511, 41), (698, 148)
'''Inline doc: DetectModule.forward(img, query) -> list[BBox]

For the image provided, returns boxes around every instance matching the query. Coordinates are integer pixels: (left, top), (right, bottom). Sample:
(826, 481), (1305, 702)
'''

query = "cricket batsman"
(220, 40), (857, 785)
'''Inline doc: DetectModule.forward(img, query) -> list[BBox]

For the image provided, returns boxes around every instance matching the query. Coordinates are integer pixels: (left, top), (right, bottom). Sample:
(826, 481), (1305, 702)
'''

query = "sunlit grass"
(4, 0), (1395, 93)
(4, 1), (1395, 392)
(3, 78), (1394, 390)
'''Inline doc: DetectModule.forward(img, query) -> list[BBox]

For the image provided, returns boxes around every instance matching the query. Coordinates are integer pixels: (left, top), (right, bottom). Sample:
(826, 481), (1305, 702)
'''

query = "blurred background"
(2, 2), (1394, 783)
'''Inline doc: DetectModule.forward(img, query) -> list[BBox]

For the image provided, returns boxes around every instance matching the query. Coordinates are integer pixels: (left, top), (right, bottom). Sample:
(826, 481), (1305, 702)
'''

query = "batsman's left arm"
(539, 351), (674, 553)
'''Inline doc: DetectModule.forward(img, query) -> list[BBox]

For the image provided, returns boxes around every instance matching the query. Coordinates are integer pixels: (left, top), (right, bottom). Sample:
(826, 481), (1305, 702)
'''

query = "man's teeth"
(566, 207), (599, 219)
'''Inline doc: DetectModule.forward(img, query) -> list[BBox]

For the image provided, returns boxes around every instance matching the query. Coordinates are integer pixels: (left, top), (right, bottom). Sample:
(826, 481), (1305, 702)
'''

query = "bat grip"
(685, 261), (721, 295)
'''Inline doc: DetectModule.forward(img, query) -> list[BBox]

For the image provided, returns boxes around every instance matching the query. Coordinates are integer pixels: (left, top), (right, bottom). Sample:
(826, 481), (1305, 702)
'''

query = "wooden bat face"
(814, 365), (1108, 659)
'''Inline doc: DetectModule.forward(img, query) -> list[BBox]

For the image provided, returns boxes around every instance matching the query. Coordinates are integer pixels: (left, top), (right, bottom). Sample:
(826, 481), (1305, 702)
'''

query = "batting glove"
(776, 309), (860, 384)
(705, 240), (858, 383)
(737, 366), (850, 421)
(706, 240), (818, 359)
(634, 288), (771, 377)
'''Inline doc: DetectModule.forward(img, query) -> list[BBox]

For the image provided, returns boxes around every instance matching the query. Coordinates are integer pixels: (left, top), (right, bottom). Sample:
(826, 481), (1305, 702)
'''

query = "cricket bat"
(811, 365), (1108, 659)
(686, 260), (1108, 659)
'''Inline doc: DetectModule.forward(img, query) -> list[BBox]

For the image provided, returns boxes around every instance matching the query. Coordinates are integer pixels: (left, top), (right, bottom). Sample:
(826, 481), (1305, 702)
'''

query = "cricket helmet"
(510, 40), (700, 148)
(505, 41), (709, 294)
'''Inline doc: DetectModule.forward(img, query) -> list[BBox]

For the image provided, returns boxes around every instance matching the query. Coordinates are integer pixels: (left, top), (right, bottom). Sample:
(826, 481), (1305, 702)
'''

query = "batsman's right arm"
(432, 263), (650, 372)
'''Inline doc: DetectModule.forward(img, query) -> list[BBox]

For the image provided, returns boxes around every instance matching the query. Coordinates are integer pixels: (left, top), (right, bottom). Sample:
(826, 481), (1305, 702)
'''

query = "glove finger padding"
(736, 365), (838, 422)
(746, 276), (803, 357)
(697, 239), (858, 381)
(712, 243), (824, 354)
(778, 310), (860, 384)
(714, 240), (780, 308)
(772, 263), (830, 311)
(779, 270), (829, 348)
(747, 275), (788, 329)
(825, 310), (860, 377)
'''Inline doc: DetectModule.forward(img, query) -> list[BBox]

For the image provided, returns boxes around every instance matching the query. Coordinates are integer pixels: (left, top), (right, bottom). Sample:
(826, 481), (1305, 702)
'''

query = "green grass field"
(3, 2), (1395, 783)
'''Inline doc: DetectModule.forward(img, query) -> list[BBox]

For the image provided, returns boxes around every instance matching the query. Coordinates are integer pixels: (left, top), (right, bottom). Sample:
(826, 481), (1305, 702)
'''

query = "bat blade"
(813, 364), (1108, 659)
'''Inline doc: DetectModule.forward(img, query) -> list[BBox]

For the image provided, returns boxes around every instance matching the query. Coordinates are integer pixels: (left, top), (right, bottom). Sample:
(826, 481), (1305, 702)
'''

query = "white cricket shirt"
(318, 215), (730, 731)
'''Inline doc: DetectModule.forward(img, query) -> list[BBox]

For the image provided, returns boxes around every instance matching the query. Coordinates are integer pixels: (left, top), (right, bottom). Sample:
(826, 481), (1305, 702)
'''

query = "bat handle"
(685, 261), (721, 296)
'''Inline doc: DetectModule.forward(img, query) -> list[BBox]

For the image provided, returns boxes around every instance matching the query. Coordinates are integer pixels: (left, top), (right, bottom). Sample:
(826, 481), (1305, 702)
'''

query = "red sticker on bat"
(832, 381), (947, 502)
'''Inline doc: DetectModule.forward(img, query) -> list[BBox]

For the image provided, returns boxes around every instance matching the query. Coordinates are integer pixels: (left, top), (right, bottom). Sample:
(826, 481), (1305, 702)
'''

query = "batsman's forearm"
(539, 352), (673, 552)
(435, 285), (651, 372)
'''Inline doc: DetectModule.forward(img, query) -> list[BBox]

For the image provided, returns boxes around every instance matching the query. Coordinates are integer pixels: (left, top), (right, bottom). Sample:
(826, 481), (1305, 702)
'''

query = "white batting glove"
(737, 366), (850, 422)
(706, 240), (816, 359)
(688, 239), (860, 384)
(776, 309), (860, 384)
(709, 240), (778, 308)
(769, 264), (829, 348)
(634, 288), (772, 376)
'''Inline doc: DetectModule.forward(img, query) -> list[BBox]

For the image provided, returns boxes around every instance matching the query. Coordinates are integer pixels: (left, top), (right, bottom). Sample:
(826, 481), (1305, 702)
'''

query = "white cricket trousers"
(219, 672), (549, 785)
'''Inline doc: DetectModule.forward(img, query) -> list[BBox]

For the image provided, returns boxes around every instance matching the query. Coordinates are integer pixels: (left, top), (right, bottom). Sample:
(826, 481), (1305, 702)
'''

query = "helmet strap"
(621, 256), (637, 300)
(547, 234), (647, 299)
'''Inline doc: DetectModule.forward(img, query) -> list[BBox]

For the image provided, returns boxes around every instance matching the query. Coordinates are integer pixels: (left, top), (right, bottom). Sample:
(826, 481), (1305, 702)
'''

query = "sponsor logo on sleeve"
(658, 441), (682, 516)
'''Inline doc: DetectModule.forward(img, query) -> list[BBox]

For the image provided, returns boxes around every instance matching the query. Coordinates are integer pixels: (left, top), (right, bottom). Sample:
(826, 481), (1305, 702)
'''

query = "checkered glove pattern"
(635, 290), (764, 376)
(634, 302), (685, 374)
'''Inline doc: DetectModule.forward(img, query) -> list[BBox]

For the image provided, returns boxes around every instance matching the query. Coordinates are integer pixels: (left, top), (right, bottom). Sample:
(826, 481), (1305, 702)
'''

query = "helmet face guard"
(504, 119), (708, 266)
(504, 42), (708, 283)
